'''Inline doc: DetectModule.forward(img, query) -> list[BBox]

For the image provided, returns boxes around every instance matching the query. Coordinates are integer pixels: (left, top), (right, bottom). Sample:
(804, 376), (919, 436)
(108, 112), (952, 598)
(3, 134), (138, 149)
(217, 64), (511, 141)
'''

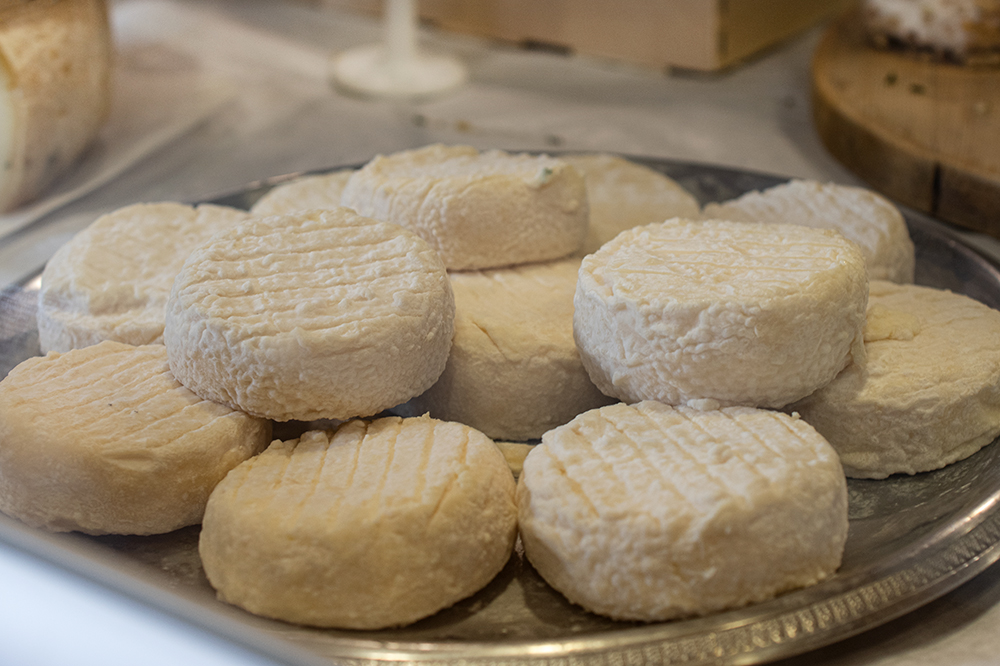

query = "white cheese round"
(37, 202), (251, 353)
(517, 401), (848, 621)
(340, 144), (588, 270)
(574, 218), (869, 409)
(199, 415), (518, 629)
(396, 257), (615, 441)
(0, 341), (270, 535)
(791, 280), (1000, 478)
(702, 179), (915, 283)
(249, 169), (355, 216)
(562, 153), (700, 255)
(164, 207), (455, 422)
(0, 0), (111, 211)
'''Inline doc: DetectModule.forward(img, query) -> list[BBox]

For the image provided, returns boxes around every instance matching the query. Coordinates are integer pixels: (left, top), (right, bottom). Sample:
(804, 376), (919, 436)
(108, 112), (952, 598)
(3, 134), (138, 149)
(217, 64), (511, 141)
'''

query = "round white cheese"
(517, 401), (848, 621)
(0, 341), (270, 535)
(37, 202), (251, 353)
(396, 257), (615, 441)
(164, 207), (455, 422)
(574, 218), (869, 409)
(340, 144), (588, 270)
(199, 415), (518, 629)
(791, 280), (1000, 478)
(249, 169), (355, 216)
(562, 153), (700, 255)
(702, 179), (915, 283)
(0, 0), (111, 211)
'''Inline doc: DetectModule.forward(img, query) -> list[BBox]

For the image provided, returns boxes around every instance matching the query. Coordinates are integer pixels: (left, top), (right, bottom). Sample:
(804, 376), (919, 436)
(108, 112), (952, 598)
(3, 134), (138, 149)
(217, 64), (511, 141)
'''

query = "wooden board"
(812, 11), (1000, 237)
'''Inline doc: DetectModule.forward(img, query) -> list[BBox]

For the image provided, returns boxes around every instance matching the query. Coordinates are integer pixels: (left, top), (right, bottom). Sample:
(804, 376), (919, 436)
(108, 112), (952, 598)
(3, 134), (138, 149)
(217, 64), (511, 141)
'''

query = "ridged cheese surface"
(702, 179), (915, 283)
(249, 169), (354, 216)
(37, 202), (250, 353)
(164, 207), (455, 422)
(562, 153), (700, 255)
(792, 280), (1000, 478)
(397, 257), (614, 441)
(574, 218), (869, 409)
(199, 415), (518, 629)
(340, 144), (588, 270)
(517, 401), (848, 621)
(0, 341), (270, 535)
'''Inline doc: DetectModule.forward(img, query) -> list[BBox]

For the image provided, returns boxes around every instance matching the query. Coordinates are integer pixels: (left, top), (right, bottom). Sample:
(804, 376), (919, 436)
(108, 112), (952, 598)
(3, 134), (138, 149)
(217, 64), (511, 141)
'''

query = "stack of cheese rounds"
(10, 142), (1000, 631)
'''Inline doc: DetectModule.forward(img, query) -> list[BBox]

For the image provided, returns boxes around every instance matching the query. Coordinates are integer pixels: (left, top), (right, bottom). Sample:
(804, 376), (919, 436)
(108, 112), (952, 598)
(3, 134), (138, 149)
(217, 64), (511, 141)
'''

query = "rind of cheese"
(861, 0), (1000, 61)
(574, 218), (869, 409)
(517, 401), (848, 621)
(199, 415), (518, 629)
(0, 341), (270, 535)
(164, 208), (455, 422)
(37, 202), (251, 354)
(0, 0), (111, 211)
(340, 144), (588, 270)
(561, 153), (700, 255)
(791, 280), (1000, 478)
(395, 257), (615, 441)
(249, 169), (355, 216)
(702, 179), (915, 283)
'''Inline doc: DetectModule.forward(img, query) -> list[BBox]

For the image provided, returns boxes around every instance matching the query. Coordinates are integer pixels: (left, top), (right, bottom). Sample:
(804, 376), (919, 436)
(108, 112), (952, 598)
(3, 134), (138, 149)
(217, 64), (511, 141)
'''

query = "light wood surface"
(812, 11), (1000, 236)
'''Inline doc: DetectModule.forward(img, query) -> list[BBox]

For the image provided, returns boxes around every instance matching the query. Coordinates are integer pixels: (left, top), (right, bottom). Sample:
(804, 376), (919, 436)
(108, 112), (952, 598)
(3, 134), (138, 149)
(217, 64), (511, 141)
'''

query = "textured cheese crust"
(0, 341), (270, 535)
(340, 144), (588, 270)
(862, 0), (1000, 62)
(702, 180), (915, 283)
(517, 401), (848, 621)
(164, 208), (455, 422)
(249, 169), (355, 216)
(37, 203), (251, 354)
(574, 218), (869, 409)
(0, 0), (111, 212)
(562, 153), (700, 255)
(791, 281), (1000, 478)
(199, 415), (518, 629)
(395, 257), (614, 441)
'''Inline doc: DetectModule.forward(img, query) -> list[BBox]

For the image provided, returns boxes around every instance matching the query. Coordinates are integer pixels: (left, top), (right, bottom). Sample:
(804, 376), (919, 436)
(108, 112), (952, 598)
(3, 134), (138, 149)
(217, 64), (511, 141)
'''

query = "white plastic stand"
(330, 0), (467, 100)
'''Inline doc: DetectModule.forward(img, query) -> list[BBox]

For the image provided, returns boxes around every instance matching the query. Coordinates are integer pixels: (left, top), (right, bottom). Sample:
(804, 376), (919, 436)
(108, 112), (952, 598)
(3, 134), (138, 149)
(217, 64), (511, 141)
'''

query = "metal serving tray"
(2, 157), (1000, 666)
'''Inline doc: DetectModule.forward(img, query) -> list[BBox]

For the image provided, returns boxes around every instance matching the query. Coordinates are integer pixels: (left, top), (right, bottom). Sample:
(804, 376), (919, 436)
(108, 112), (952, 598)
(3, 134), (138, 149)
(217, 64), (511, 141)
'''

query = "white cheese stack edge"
(395, 257), (615, 442)
(0, 0), (111, 212)
(517, 401), (849, 621)
(574, 218), (869, 410)
(199, 415), (518, 629)
(702, 179), (915, 284)
(791, 280), (1000, 478)
(340, 144), (588, 270)
(0, 341), (271, 535)
(37, 202), (251, 353)
(164, 208), (455, 422)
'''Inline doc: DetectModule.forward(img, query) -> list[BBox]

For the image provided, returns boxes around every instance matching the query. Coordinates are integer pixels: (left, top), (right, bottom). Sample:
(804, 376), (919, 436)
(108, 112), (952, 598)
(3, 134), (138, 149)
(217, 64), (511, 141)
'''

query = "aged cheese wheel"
(0, 0), (111, 211)
(791, 280), (1000, 478)
(164, 207), (455, 422)
(574, 218), (869, 409)
(0, 341), (270, 535)
(702, 179), (915, 283)
(37, 202), (251, 353)
(340, 144), (588, 270)
(199, 416), (518, 629)
(395, 257), (615, 442)
(517, 401), (848, 621)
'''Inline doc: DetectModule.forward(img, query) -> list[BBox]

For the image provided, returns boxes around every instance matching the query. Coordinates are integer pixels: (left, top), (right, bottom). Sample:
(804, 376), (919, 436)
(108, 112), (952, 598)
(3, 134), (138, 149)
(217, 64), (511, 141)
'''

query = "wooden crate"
(323, 0), (857, 71)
